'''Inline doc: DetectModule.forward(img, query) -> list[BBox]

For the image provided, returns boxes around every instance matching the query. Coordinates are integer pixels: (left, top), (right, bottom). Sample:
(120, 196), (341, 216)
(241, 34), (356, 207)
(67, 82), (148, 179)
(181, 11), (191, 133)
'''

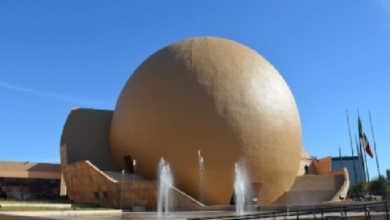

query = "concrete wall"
(60, 174), (67, 196)
(330, 168), (350, 202)
(60, 108), (117, 171)
(62, 160), (203, 210)
(312, 157), (332, 175)
(297, 146), (313, 176)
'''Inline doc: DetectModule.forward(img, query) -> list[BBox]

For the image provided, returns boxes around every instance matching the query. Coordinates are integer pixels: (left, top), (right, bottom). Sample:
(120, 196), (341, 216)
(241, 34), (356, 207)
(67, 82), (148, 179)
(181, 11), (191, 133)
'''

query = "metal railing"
(188, 201), (390, 220)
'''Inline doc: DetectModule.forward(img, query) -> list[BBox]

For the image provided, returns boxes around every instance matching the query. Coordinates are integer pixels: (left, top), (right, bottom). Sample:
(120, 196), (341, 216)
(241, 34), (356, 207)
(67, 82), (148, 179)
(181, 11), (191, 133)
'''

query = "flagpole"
(339, 147), (344, 168)
(358, 110), (371, 197)
(362, 137), (371, 197)
(368, 110), (381, 178)
(356, 134), (370, 197)
(355, 135), (365, 179)
(346, 109), (358, 186)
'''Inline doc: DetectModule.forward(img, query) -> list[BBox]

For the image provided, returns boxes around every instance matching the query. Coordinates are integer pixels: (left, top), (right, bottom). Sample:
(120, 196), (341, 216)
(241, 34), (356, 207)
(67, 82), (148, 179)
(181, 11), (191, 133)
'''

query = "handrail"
(188, 201), (390, 220)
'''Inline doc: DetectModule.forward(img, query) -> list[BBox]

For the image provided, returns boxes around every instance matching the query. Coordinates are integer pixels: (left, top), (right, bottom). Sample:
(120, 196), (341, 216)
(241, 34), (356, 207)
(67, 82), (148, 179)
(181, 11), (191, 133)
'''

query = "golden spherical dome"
(110, 36), (302, 205)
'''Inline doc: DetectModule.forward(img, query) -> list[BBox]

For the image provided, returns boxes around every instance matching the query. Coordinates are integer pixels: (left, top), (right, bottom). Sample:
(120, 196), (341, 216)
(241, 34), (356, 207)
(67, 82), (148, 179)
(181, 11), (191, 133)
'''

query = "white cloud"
(0, 81), (104, 106)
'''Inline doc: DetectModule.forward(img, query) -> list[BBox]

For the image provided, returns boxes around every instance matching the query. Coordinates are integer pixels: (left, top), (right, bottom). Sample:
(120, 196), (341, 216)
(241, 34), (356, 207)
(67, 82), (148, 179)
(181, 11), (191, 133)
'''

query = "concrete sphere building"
(60, 37), (348, 209)
(110, 37), (301, 205)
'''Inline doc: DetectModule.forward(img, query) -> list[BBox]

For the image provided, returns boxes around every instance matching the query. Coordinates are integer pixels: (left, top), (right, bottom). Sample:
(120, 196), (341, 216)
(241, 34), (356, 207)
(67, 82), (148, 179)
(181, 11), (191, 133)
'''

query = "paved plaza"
(1, 209), (389, 220)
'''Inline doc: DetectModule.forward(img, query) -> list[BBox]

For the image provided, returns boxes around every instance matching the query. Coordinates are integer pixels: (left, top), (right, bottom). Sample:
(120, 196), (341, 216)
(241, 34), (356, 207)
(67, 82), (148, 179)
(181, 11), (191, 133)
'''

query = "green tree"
(370, 175), (390, 196)
(357, 181), (368, 193)
(348, 181), (368, 199)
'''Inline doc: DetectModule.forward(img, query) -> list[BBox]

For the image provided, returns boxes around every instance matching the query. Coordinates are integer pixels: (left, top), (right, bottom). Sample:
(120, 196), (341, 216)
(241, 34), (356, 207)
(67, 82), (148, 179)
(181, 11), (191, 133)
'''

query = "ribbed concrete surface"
(272, 174), (344, 205)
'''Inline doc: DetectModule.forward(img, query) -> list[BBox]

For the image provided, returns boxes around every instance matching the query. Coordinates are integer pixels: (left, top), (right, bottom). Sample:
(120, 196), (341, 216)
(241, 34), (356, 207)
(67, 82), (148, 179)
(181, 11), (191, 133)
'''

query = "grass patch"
(0, 207), (70, 212)
(0, 206), (113, 212)
(0, 200), (71, 204)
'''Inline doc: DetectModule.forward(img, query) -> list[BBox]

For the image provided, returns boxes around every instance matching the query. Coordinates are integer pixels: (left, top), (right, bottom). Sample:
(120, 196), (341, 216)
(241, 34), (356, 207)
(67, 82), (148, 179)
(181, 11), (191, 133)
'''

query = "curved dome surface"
(110, 36), (302, 205)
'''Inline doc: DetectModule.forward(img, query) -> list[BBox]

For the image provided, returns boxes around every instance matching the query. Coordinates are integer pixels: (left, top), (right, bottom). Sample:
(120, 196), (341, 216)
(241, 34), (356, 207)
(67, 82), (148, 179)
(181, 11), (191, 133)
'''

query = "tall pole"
(368, 110), (382, 197)
(368, 110), (381, 178)
(358, 110), (371, 197)
(339, 147), (344, 168)
(357, 134), (371, 196)
(346, 109), (358, 185)
(355, 136), (365, 181)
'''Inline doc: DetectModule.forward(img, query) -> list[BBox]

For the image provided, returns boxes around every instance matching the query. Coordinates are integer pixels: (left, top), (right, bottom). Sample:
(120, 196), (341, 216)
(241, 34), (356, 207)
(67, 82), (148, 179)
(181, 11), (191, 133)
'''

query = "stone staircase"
(272, 174), (344, 205)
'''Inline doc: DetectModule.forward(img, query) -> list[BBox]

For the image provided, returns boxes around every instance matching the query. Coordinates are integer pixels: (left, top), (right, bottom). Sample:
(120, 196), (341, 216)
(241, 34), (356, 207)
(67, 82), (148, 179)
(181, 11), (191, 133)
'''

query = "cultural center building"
(0, 161), (65, 199)
(52, 37), (348, 209)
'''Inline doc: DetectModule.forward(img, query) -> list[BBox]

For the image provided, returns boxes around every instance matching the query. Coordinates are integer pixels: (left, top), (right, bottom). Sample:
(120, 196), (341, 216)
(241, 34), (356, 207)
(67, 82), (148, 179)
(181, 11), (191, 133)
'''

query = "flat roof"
(0, 161), (61, 179)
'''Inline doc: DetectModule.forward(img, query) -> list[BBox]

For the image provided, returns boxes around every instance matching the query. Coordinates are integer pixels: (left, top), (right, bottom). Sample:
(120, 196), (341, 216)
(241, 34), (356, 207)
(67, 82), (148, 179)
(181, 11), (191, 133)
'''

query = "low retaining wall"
(62, 160), (203, 210)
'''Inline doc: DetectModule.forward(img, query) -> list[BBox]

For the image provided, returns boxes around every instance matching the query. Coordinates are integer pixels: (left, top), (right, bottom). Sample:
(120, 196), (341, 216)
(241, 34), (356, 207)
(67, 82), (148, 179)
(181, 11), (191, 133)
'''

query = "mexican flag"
(358, 116), (374, 158)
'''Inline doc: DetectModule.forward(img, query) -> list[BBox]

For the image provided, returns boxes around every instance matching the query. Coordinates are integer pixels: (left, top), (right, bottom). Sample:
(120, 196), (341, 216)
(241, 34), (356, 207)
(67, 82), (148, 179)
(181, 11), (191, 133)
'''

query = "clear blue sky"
(1, 1), (390, 180)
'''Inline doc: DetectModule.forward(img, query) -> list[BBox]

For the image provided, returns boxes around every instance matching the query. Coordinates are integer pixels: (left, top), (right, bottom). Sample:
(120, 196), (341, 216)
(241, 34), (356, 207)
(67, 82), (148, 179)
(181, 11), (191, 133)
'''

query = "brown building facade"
(0, 161), (64, 199)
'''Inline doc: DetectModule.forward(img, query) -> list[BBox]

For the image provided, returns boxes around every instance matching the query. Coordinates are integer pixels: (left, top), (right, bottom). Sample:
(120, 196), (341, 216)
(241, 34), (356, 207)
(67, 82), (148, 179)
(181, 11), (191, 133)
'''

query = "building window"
(94, 192), (100, 199)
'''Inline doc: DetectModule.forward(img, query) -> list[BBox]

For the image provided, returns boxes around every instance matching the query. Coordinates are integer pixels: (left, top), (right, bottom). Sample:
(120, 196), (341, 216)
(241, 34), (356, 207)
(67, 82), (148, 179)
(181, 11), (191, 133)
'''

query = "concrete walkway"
(0, 203), (73, 208)
(0, 209), (124, 220)
(1, 210), (389, 220)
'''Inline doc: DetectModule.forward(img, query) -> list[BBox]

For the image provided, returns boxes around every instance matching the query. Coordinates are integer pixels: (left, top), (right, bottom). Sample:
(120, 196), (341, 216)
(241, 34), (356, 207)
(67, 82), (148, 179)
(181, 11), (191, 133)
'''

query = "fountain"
(198, 150), (204, 204)
(120, 169), (125, 209)
(132, 160), (136, 208)
(157, 158), (174, 218)
(234, 159), (252, 216)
